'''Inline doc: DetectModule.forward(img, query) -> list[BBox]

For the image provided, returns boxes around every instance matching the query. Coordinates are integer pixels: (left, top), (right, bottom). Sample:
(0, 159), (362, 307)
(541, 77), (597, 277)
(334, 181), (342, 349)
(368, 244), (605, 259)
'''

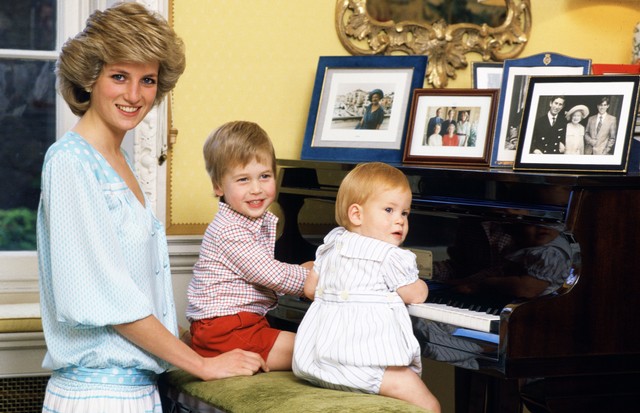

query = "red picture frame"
(591, 64), (640, 75)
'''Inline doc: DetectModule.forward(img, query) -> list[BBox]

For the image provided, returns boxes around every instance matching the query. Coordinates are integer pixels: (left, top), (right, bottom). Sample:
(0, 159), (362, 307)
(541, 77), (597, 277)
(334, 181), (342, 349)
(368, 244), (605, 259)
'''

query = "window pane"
(0, 0), (56, 51)
(0, 59), (56, 250)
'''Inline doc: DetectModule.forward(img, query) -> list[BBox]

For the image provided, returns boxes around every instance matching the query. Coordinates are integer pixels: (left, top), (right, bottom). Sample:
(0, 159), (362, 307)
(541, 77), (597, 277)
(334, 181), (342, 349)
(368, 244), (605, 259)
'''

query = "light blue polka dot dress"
(37, 131), (178, 375)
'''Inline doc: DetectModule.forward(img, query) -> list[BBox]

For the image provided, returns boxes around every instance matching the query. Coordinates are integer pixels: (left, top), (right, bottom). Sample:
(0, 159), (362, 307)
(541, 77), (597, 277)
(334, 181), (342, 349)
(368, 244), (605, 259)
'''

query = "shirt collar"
(218, 201), (276, 232)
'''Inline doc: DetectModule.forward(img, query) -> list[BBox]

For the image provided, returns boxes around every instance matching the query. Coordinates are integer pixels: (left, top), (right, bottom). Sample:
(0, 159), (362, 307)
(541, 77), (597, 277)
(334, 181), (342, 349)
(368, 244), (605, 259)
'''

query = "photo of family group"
(403, 89), (498, 166)
(422, 107), (478, 148)
(528, 95), (621, 156)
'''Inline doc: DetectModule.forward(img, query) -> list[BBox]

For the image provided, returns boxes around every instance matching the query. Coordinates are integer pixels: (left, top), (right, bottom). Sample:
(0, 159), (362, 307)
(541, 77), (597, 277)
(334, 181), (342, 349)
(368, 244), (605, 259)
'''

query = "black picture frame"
(471, 61), (503, 89)
(514, 75), (640, 173)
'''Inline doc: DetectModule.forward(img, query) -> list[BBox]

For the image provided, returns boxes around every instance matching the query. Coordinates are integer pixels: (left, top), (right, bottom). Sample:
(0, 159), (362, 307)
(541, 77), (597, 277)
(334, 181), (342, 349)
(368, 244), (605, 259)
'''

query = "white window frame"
(0, 0), (169, 297)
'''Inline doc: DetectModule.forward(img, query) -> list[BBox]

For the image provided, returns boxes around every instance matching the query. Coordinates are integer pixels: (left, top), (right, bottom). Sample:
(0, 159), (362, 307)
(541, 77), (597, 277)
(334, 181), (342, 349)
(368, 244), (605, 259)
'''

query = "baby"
(293, 162), (440, 412)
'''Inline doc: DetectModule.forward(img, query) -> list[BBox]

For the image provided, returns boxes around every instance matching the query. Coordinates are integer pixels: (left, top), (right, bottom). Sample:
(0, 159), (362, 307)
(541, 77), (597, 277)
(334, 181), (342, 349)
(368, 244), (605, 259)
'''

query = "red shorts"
(190, 312), (280, 361)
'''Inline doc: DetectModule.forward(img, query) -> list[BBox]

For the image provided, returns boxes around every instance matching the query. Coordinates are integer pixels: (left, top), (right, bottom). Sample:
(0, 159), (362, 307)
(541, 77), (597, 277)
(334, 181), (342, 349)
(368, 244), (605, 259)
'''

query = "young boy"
(187, 121), (312, 371)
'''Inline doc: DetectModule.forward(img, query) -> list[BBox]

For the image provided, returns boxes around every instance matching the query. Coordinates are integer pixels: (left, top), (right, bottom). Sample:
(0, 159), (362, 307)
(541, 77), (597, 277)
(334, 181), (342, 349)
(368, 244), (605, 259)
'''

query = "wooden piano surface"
(271, 159), (640, 411)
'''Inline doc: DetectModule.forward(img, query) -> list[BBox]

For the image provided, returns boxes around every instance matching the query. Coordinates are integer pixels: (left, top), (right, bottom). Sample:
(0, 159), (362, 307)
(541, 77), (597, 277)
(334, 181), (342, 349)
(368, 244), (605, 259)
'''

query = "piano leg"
(454, 368), (522, 413)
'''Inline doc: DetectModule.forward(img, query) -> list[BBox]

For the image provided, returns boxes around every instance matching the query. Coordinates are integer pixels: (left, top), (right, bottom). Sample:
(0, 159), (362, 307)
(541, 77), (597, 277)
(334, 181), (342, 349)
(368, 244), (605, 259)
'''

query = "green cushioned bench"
(159, 370), (428, 413)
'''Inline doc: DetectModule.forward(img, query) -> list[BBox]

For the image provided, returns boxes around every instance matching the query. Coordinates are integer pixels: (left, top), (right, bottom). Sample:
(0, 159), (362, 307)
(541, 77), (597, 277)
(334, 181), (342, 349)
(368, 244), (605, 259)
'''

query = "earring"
(85, 87), (92, 93)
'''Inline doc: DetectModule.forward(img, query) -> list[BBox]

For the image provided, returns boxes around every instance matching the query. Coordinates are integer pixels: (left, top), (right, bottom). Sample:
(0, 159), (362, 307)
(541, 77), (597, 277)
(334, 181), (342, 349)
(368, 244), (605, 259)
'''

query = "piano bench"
(159, 369), (428, 413)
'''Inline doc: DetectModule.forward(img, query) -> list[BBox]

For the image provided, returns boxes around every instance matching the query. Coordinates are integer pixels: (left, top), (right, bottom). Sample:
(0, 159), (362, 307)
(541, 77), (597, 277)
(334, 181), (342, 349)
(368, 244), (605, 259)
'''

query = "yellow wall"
(169, 0), (640, 230)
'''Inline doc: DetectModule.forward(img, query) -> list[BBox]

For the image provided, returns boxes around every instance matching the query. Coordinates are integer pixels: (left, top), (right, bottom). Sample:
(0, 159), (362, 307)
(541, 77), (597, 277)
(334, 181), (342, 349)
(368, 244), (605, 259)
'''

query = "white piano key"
(408, 302), (500, 333)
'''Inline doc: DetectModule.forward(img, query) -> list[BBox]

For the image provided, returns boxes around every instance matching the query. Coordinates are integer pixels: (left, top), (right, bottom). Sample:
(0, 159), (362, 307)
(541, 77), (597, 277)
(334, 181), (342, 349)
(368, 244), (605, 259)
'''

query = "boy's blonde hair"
(335, 162), (411, 229)
(203, 121), (276, 192)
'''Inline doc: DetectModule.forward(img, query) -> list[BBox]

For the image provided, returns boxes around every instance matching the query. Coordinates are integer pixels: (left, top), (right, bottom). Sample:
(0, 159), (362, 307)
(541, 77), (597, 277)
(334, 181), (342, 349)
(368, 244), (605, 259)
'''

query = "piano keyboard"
(408, 302), (500, 334)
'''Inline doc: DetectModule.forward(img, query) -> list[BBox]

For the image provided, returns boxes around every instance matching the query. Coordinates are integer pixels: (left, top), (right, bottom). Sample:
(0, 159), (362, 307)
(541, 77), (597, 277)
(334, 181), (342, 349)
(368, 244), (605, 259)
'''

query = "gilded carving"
(335, 0), (532, 88)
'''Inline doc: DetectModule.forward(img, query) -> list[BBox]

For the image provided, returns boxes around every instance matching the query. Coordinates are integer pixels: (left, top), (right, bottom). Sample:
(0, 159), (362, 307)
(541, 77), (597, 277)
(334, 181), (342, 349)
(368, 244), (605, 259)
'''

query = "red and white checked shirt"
(186, 202), (307, 321)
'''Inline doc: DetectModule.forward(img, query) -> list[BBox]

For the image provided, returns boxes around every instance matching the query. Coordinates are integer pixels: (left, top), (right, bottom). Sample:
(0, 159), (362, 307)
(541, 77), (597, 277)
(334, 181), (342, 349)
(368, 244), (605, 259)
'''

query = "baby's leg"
(265, 330), (295, 370)
(379, 366), (441, 412)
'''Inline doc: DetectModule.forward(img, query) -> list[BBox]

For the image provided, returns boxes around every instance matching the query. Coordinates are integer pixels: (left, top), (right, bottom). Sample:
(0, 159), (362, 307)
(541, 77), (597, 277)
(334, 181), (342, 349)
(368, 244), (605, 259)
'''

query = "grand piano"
(268, 158), (640, 412)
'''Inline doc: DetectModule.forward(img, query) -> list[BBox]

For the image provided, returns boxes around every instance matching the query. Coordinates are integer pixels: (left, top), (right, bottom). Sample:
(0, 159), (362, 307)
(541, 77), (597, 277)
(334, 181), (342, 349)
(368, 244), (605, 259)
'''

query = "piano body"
(269, 159), (640, 412)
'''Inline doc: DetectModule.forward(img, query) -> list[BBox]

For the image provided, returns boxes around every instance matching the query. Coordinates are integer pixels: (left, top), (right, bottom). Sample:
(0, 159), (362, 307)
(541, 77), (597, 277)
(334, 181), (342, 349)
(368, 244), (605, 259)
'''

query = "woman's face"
(370, 93), (381, 104)
(571, 112), (583, 123)
(87, 61), (159, 136)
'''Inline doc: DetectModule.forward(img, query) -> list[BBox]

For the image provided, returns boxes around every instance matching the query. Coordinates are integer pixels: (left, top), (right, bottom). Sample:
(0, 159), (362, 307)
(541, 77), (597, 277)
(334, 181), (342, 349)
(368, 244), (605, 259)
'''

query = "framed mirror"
(335, 0), (532, 88)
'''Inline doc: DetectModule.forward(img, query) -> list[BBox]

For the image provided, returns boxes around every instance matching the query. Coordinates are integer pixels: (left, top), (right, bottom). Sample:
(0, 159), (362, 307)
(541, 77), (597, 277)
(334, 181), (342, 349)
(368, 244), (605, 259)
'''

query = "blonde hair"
(203, 121), (276, 192)
(56, 2), (186, 116)
(335, 162), (411, 229)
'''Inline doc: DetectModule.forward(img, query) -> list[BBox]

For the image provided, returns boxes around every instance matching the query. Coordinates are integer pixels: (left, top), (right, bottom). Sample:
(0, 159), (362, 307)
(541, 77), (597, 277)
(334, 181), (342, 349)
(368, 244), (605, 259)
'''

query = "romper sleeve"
(40, 151), (153, 328)
(381, 247), (420, 291)
(312, 227), (344, 273)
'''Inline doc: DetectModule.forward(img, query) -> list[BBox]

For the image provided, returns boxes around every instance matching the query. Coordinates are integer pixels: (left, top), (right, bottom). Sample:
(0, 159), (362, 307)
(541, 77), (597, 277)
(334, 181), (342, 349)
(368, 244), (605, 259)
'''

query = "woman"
(424, 122), (443, 146)
(564, 104), (589, 155)
(38, 4), (266, 412)
(442, 122), (460, 146)
(356, 88), (385, 129)
(456, 111), (471, 146)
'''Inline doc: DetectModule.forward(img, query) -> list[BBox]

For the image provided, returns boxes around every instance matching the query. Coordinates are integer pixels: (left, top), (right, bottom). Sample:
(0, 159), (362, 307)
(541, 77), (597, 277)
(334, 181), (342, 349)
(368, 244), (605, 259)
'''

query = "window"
(0, 1), (57, 251)
(0, 1), (83, 284)
(0, 1), (168, 286)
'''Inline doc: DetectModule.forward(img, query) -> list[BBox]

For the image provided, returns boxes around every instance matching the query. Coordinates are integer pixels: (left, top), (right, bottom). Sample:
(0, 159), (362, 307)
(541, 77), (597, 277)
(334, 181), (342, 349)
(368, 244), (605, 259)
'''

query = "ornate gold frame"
(335, 0), (532, 88)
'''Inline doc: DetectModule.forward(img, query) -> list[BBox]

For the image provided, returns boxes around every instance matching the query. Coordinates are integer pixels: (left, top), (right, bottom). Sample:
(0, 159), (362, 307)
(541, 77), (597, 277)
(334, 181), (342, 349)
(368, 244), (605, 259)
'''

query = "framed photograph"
(591, 64), (640, 75)
(471, 61), (503, 89)
(491, 52), (591, 167)
(301, 55), (428, 163)
(514, 75), (640, 173)
(403, 89), (499, 167)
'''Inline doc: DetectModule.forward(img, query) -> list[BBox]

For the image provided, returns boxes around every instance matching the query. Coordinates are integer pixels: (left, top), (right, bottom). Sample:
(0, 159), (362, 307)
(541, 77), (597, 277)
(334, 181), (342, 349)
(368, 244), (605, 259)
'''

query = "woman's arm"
(114, 315), (268, 380)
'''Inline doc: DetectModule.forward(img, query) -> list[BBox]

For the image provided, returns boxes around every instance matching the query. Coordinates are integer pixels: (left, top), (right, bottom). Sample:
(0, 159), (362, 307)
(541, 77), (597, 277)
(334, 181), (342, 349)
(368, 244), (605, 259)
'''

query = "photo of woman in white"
(424, 122), (443, 146)
(564, 104), (589, 155)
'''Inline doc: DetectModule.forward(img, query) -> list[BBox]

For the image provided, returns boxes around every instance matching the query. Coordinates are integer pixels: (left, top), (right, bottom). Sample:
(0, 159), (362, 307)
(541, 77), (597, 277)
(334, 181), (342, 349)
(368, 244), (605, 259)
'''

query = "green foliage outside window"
(0, 208), (37, 250)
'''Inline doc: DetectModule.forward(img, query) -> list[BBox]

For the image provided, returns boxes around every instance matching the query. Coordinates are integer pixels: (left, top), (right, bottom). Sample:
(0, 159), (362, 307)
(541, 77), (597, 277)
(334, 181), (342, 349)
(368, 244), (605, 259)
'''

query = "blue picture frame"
(301, 55), (428, 163)
(490, 52), (591, 167)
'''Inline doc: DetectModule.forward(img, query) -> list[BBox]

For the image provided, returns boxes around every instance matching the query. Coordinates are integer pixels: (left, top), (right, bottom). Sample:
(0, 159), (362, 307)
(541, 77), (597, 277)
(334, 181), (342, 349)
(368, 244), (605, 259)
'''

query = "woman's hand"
(199, 349), (268, 380)
(114, 315), (268, 381)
